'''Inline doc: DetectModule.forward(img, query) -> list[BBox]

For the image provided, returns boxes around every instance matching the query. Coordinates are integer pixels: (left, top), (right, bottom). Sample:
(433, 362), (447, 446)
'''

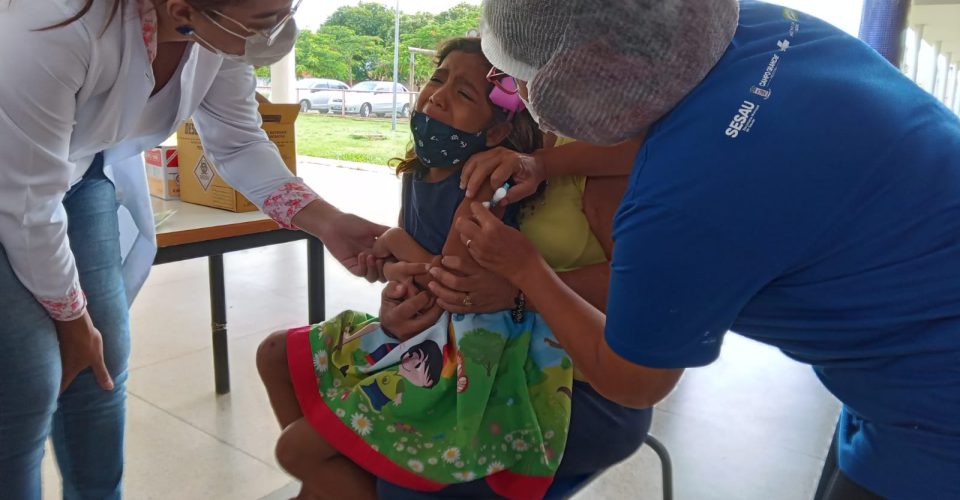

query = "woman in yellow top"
(375, 134), (649, 497)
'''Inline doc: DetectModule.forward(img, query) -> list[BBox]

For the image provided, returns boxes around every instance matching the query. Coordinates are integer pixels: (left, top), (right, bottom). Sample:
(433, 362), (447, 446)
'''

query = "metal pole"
(391, 0), (401, 131)
(307, 238), (326, 325)
(409, 51), (416, 91)
(407, 47), (437, 99)
(208, 255), (230, 395)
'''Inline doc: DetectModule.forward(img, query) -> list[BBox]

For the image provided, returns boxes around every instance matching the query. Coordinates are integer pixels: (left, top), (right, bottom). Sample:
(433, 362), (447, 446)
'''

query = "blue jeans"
(0, 156), (130, 500)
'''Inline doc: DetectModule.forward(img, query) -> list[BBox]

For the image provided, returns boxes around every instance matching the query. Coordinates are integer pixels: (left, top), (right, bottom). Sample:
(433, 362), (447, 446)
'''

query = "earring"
(175, 25), (194, 35)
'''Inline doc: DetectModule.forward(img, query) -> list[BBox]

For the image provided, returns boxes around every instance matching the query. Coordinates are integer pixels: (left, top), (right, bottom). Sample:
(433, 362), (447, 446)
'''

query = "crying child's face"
(416, 50), (499, 135)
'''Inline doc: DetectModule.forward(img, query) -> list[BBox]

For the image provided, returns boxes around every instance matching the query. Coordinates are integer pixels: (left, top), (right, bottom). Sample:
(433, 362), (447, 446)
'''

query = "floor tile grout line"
(257, 480), (300, 500)
(128, 324), (296, 372)
(126, 392), (284, 473)
(650, 406), (834, 462)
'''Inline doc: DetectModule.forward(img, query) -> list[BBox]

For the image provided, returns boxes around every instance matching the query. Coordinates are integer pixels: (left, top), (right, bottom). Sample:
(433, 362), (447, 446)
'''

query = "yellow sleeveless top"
(519, 139), (607, 382)
(519, 140), (607, 272)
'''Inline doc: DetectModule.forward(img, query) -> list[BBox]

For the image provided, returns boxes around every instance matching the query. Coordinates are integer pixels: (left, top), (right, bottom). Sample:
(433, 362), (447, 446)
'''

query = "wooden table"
(152, 198), (326, 395)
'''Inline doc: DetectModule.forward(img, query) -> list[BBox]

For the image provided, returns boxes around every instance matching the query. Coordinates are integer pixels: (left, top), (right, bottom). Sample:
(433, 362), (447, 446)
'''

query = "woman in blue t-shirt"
(459, 1), (960, 499)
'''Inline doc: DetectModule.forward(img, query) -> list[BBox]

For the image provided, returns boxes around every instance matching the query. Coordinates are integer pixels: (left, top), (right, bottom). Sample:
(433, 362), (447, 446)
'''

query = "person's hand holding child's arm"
(379, 280), (443, 342)
(373, 227), (439, 293)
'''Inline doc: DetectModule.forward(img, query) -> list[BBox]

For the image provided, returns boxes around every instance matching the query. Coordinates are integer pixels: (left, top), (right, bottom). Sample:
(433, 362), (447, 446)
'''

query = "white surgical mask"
(519, 94), (540, 124)
(237, 19), (298, 67)
(523, 79), (571, 139)
(192, 9), (299, 67)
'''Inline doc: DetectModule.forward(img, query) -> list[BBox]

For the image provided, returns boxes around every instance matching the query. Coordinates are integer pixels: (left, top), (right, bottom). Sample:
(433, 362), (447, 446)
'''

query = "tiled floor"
(41, 161), (840, 499)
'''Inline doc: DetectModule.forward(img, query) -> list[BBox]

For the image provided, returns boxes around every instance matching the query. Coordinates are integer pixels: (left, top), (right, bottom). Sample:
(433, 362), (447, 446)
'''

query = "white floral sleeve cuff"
(262, 179), (321, 229)
(38, 281), (87, 321)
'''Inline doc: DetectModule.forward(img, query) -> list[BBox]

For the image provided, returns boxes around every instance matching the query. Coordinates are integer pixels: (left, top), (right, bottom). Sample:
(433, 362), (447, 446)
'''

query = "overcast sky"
(773, 0), (864, 35)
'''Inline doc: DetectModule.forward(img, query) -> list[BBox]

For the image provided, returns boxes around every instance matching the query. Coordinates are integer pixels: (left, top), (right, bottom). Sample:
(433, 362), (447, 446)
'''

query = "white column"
(931, 40), (942, 95)
(909, 25), (924, 81)
(951, 73), (960, 114)
(940, 53), (952, 102)
(948, 62), (958, 106)
(269, 51), (297, 104)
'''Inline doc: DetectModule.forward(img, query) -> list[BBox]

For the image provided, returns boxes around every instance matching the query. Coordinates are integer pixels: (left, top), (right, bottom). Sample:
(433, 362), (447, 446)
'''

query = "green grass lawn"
(296, 113), (412, 166)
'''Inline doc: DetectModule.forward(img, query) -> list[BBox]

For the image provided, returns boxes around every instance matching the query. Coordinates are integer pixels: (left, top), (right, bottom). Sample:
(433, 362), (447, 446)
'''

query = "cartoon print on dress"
(360, 340), (443, 411)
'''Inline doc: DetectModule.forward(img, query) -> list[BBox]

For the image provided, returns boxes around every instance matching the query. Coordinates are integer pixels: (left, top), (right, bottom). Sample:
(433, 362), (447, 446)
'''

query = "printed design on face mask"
(411, 112), (487, 167)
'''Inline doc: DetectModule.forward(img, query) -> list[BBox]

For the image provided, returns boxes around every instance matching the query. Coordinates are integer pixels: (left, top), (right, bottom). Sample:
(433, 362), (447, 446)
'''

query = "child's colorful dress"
(287, 169), (573, 500)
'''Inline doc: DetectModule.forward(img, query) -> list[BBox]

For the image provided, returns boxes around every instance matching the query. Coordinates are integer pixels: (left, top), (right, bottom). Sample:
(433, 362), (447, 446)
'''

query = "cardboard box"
(176, 102), (299, 212)
(145, 140), (179, 200)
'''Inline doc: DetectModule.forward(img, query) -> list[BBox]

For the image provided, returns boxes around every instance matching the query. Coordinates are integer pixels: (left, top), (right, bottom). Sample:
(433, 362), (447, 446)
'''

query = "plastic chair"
(545, 435), (673, 500)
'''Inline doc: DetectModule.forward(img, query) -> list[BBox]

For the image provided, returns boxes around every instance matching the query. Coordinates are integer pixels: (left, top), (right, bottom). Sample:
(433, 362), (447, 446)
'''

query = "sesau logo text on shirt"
(725, 100), (759, 139)
(725, 16), (798, 140)
(759, 53), (780, 88)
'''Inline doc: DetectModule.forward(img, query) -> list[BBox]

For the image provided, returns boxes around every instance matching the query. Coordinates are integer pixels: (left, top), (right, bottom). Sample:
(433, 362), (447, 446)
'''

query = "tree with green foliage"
(401, 11), (435, 36)
(272, 2), (481, 87)
(400, 5), (480, 88)
(434, 3), (481, 25)
(325, 2), (396, 40)
(459, 329), (506, 377)
(316, 25), (383, 83)
(294, 29), (351, 80)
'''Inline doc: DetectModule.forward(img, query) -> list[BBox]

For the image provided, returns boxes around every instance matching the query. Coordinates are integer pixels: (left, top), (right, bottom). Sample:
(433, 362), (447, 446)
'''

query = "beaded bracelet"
(511, 290), (526, 323)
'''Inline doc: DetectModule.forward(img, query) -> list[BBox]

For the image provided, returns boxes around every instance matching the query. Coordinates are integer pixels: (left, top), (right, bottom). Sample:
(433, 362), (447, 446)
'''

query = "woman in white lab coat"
(0, 1), (386, 497)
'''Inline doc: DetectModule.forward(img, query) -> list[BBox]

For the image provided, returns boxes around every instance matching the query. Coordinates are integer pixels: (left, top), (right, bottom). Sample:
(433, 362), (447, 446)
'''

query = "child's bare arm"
(372, 227), (439, 288)
(374, 227), (434, 264)
(377, 177), (501, 292)
(442, 182), (501, 260)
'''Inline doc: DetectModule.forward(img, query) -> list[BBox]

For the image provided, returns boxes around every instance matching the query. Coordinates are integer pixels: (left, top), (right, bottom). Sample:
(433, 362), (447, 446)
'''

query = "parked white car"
(329, 81), (412, 118)
(297, 78), (350, 113)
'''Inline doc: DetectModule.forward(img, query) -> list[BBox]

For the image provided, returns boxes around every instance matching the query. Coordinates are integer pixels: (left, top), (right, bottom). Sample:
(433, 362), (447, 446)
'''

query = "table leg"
(308, 238), (326, 325)
(209, 254), (230, 395)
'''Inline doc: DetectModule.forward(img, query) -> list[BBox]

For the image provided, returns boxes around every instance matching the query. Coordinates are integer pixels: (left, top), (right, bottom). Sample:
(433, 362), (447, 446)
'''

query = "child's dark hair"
(403, 340), (443, 388)
(393, 37), (543, 176)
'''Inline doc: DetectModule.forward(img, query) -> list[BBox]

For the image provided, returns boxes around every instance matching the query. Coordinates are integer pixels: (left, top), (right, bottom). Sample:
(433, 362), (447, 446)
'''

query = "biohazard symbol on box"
(194, 155), (216, 192)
